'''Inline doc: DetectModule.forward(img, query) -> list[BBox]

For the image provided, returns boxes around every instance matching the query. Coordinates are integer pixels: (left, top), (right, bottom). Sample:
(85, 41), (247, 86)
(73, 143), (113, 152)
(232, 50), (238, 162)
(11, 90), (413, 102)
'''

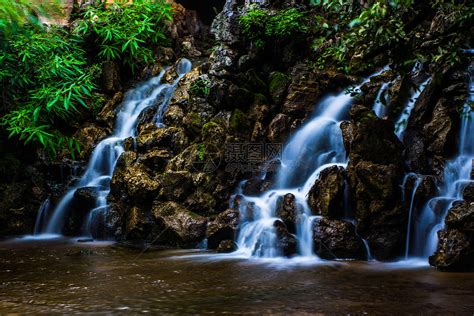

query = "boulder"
(273, 220), (298, 257)
(74, 187), (99, 211)
(217, 239), (237, 253)
(157, 171), (194, 201)
(206, 208), (240, 249)
(210, 0), (242, 45)
(308, 166), (346, 219)
(444, 201), (474, 231)
(151, 201), (207, 246)
(275, 193), (301, 234)
(429, 229), (474, 272)
(312, 218), (366, 260)
(267, 113), (291, 143)
(136, 125), (188, 153)
(73, 124), (107, 159)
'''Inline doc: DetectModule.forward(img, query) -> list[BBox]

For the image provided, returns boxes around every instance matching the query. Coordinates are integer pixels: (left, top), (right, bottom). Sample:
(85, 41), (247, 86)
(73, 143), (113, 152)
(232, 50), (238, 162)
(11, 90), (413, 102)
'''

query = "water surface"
(1, 239), (473, 314)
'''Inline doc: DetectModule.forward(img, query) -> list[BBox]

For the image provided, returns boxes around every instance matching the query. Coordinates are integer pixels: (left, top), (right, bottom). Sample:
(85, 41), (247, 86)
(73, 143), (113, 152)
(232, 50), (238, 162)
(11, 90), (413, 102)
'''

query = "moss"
(230, 109), (250, 133)
(201, 121), (225, 143)
(269, 71), (290, 96)
(254, 93), (268, 105)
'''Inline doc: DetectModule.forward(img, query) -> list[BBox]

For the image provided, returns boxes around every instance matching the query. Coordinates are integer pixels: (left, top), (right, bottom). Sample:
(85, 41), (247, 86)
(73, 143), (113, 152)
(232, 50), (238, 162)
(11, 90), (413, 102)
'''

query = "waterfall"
(232, 69), (387, 259)
(36, 59), (192, 237)
(410, 66), (473, 258)
(401, 173), (422, 259)
(34, 198), (50, 235)
(372, 82), (390, 118)
(395, 77), (431, 139)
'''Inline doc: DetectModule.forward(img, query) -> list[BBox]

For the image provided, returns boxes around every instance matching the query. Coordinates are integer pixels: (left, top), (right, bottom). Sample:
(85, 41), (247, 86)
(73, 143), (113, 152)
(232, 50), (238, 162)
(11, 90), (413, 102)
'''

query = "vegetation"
(0, 0), (173, 157)
(239, 7), (308, 48)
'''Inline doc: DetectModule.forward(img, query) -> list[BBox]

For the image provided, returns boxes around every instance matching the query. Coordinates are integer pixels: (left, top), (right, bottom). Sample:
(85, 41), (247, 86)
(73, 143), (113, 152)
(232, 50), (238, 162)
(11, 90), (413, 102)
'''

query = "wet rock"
(308, 166), (346, 219)
(73, 124), (107, 159)
(217, 239), (237, 253)
(312, 218), (366, 260)
(102, 60), (121, 92)
(276, 193), (301, 234)
(269, 71), (289, 105)
(152, 201), (207, 246)
(462, 183), (474, 202)
(136, 125), (188, 153)
(242, 177), (271, 196)
(283, 64), (320, 118)
(429, 229), (474, 272)
(209, 45), (238, 77)
(444, 201), (474, 231)
(98, 91), (124, 129)
(273, 220), (297, 257)
(267, 113), (291, 143)
(207, 208), (240, 249)
(110, 152), (160, 202)
(139, 149), (171, 171)
(157, 171), (194, 201)
(74, 187), (99, 211)
(344, 104), (405, 260)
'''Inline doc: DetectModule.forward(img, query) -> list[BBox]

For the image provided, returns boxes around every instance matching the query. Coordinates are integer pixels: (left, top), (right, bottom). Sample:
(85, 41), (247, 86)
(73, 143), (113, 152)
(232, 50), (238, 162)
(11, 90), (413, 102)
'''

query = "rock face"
(430, 194), (474, 271)
(151, 201), (207, 246)
(275, 193), (301, 234)
(308, 166), (346, 219)
(312, 218), (366, 260)
(273, 220), (297, 257)
(343, 104), (405, 260)
(206, 208), (240, 249)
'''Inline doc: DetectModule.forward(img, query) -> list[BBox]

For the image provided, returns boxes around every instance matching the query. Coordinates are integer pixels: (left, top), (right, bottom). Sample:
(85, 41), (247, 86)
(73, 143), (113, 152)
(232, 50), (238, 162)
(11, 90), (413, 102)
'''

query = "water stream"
(232, 69), (387, 259)
(36, 59), (192, 237)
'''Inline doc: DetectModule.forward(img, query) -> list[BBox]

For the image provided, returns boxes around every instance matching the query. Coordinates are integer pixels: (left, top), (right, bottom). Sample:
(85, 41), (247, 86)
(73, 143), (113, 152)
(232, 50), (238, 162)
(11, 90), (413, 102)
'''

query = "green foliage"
(239, 7), (307, 48)
(1, 26), (98, 157)
(1, 0), (174, 158)
(0, 0), (61, 43)
(197, 143), (206, 161)
(74, 0), (173, 72)
(190, 78), (211, 98)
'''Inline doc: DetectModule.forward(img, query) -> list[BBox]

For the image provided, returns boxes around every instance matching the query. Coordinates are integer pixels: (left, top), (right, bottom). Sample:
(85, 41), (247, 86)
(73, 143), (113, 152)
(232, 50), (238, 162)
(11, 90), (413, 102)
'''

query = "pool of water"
(1, 238), (473, 314)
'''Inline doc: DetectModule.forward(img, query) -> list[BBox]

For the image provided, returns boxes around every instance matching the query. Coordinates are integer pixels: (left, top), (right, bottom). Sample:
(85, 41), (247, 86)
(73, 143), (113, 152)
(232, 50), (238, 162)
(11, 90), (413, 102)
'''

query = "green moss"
(230, 109), (250, 133)
(254, 93), (268, 105)
(269, 72), (290, 96)
(201, 121), (223, 142)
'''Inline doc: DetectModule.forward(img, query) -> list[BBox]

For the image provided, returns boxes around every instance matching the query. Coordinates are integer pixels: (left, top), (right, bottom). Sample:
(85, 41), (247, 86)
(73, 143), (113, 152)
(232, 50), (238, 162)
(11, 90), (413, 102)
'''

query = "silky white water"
(232, 69), (387, 259)
(409, 66), (473, 258)
(36, 59), (192, 236)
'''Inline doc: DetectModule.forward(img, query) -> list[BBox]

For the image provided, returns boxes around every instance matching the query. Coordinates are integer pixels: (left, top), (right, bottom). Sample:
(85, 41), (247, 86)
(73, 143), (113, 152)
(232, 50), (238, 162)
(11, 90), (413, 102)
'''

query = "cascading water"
(372, 82), (390, 118)
(232, 69), (387, 259)
(409, 66), (473, 258)
(395, 77), (431, 139)
(37, 59), (192, 237)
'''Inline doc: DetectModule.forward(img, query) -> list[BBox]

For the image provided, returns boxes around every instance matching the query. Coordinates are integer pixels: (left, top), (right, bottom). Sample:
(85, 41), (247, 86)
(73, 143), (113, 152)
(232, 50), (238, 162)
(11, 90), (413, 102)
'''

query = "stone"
(267, 113), (291, 143)
(429, 229), (474, 272)
(152, 201), (207, 246)
(312, 218), (366, 260)
(444, 201), (474, 231)
(269, 71), (290, 105)
(308, 166), (346, 219)
(217, 239), (237, 253)
(276, 193), (301, 234)
(136, 125), (188, 153)
(210, 0), (242, 45)
(273, 220), (297, 257)
(73, 124), (107, 159)
(157, 171), (194, 202)
(206, 208), (240, 249)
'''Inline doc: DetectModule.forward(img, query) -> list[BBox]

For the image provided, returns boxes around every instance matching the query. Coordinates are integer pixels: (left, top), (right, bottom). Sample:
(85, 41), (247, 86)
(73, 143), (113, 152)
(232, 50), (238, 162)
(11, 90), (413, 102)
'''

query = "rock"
(312, 218), (366, 260)
(152, 201), (207, 246)
(242, 177), (272, 196)
(110, 152), (160, 202)
(201, 120), (227, 147)
(267, 113), (291, 143)
(344, 104), (405, 260)
(464, 183), (474, 202)
(73, 124), (107, 159)
(139, 149), (171, 171)
(283, 64), (320, 118)
(444, 201), (474, 231)
(136, 125), (188, 153)
(276, 193), (301, 234)
(206, 208), (240, 249)
(157, 171), (194, 201)
(209, 45), (238, 77)
(269, 71), (290, 105)
(273, 220), (297, 257)
(429, 229), (474, 272)
(217, 239), (237, 253)
(98, 91), (123, 129)
(73, 187), (99, 211)
(308, 166), (346, 219)
(185, 190), (217, 214)
(210, 0), (242, 45)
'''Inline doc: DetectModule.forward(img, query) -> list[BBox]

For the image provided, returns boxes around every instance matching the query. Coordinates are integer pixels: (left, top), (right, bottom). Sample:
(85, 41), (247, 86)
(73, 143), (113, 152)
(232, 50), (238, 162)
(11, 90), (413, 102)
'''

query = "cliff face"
(0, 0), (472, 271)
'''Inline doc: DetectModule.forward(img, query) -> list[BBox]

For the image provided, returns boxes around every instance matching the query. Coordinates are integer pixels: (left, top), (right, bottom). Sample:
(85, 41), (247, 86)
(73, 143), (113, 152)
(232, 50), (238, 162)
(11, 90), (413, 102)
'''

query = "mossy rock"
(202, 121), (226, 145)
(253, 93), (268, 105)
(269, 71), (290, 105)
(230, 109), (251, 133)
